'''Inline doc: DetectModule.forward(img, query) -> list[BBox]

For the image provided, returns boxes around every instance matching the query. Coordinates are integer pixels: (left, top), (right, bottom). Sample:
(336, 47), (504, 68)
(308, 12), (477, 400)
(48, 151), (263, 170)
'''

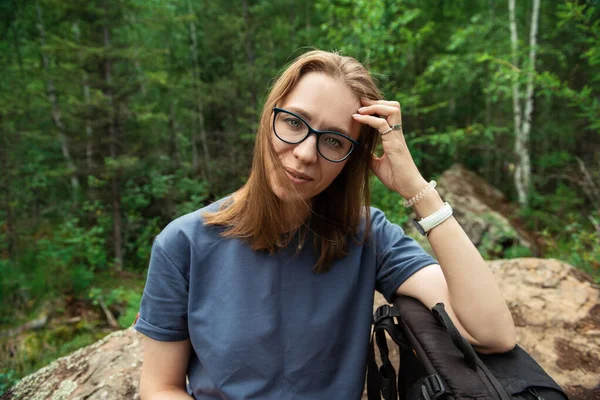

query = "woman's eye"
(324, 137), (342, 147)
(285, 118), (302, 129)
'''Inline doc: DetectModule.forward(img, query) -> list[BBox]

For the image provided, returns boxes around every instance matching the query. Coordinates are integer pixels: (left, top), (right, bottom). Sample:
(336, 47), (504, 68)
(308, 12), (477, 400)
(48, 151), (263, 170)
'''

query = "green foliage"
(0, 259), (24, 323)
(1, 326), (108, 386)
(88, 286), (142, 328)
(540, 214), (600, 283)
(503, 245), (534, 259)
(477, 212), (522, 260)
(370, 178), (410, 227)
(34, 217), (107, 293)
(0, 370), (18, 396)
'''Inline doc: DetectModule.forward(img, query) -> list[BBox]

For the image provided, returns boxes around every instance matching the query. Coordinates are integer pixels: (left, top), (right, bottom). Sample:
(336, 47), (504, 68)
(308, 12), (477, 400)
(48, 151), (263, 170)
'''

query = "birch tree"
(508, 0), (540, 207)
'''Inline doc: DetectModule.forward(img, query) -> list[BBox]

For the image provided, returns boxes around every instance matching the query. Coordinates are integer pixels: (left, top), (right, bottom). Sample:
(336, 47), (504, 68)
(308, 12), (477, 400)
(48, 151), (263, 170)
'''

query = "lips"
(285, 168), (313, 182)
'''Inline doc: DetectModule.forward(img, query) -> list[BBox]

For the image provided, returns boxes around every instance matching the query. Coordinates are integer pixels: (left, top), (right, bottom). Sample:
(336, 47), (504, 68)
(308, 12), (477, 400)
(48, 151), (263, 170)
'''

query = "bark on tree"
(103, 12), (124, 271)
(508, 0), (540, 207)
(520, 0), (540, 204)
(188, 0), (211, 183)
(36, 3), (80, 194)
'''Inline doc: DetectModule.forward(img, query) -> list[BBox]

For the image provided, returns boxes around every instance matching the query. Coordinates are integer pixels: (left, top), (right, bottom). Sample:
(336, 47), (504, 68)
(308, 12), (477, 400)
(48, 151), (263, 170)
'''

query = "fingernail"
(352, 113), (361, 117)
(358, 107), (366, 112)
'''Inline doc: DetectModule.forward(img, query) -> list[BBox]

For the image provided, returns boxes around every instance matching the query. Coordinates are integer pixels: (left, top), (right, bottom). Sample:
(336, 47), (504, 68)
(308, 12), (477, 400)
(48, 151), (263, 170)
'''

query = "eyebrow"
(285, 106), (350, 137)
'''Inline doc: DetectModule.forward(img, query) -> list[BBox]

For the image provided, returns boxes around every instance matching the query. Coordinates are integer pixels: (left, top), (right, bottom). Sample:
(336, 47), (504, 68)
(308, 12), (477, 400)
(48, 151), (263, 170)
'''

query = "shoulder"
(368, 206), (405, 235)
(369, 206), (388, 226)
(365, 205), (415, 254)
(156, 196), (231, 255)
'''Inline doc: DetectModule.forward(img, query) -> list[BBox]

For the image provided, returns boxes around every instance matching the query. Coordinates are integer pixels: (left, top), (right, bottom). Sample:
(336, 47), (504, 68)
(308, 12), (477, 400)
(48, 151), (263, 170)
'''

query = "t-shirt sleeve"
(134, 236), (190, 342)
(371, 208), (438, 303)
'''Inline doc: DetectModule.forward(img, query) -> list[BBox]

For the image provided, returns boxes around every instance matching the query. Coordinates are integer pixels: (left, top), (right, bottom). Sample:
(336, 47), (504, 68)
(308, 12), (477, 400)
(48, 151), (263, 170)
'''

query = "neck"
(280, 199), (311, 232)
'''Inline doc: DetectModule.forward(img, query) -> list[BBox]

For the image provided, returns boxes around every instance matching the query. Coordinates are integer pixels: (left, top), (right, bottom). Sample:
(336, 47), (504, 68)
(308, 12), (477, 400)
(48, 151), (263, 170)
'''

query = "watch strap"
(412, 202), (453, 236)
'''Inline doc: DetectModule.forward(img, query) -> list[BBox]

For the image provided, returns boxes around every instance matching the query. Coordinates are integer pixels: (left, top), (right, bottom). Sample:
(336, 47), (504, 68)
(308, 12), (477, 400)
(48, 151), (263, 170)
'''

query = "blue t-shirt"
(134, 199), (436, 399)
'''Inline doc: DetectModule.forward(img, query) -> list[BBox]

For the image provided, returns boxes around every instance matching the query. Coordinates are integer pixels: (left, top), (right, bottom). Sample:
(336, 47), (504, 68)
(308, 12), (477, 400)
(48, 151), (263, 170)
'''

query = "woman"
(135, 50), (516, 400)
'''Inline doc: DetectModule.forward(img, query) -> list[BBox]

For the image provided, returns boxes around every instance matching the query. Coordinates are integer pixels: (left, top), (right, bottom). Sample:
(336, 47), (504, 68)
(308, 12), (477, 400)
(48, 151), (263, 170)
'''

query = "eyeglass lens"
(274, 111), (353, 162)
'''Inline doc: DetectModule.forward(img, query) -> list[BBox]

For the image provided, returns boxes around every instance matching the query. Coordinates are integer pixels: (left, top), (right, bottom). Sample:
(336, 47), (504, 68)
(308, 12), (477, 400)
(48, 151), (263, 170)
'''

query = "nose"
(293, 134), (318, 164)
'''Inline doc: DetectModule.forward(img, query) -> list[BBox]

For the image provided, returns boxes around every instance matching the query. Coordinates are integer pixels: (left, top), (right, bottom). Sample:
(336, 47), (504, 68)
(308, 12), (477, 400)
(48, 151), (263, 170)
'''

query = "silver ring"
(381, 127), (393, 135)
(392, 124), (402, 131)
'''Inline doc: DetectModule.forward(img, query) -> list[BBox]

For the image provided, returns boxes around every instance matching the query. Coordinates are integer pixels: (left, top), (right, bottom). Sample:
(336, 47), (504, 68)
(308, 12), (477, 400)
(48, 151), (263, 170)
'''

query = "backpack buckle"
(420, 374), (445, 400)
(373, 304), (391, 324)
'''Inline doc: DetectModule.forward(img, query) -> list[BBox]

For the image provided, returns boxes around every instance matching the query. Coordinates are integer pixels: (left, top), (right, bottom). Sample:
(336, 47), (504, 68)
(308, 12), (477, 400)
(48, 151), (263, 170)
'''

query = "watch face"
(412, 218), (426, 236)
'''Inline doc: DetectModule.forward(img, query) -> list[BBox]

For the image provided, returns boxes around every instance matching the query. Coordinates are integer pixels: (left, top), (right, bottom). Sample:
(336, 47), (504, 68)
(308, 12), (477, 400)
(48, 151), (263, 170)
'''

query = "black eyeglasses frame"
(272, 107), (360, 163)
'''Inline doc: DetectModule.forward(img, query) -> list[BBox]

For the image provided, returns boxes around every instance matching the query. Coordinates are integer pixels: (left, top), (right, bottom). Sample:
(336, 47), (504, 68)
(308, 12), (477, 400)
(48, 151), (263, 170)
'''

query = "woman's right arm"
(139, 336), (193, 400)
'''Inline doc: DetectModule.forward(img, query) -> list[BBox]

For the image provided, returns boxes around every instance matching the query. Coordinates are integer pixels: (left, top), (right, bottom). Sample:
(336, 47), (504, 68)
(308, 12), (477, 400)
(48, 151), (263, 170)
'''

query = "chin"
(269, 177), (304, 202)
(275, 187), (310, 202)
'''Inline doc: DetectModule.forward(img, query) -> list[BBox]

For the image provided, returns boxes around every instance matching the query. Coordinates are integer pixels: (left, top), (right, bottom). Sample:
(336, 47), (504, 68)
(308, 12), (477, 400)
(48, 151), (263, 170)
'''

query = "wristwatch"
(412, 202), (453, 236)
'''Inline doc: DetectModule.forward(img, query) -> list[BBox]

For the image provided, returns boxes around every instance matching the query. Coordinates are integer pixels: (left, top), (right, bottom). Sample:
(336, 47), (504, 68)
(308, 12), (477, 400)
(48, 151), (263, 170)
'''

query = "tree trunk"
(127, 13), (146, 96)
(508, 0), (525, 205)
(11, 23), (27, 108)
(165, 42), (181, 171)
(0, 115), (15, 260)
(509, 0), (540, 207)
(242, 0), (257, 109)
(305, 1), (311, 33)
(103, 15), (123, 271)
(519, 0), (540, 206)
(36, 3), (80, 194)
(73, 23), (95, 175)
(188, 0), (210, 183)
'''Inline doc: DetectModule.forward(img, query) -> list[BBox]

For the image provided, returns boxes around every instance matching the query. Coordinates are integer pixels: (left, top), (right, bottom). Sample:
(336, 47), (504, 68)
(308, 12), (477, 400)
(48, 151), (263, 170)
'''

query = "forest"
(0, 0), (599, 392)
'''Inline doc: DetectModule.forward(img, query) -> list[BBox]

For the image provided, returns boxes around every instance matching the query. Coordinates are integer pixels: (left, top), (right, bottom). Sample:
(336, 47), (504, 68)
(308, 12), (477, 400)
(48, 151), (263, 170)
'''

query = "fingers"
(353, 98), (402, 134)
(351, 113), (390, 133)
(357, 104), (400, 119)
(361, 98), (401, 110)
(357, 98), (401, 126)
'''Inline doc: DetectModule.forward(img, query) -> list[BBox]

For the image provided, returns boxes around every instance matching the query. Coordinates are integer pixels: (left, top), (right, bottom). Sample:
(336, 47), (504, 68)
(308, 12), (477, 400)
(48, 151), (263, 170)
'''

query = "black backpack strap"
(368, 305), (405, 400)
(366, 331), (380, 400)
(367, 331), (398, 400)
(431, 302), (478, 370)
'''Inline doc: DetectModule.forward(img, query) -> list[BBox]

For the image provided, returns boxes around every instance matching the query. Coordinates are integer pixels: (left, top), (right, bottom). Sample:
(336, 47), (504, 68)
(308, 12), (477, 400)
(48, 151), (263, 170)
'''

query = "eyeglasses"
(272, 107), (360, 163)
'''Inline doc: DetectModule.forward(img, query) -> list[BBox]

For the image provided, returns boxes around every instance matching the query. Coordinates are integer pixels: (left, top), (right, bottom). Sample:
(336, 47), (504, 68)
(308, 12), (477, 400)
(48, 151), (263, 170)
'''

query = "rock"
(366, 258), (600, 400)
(489, 258), (600, 390)
(406, 164), (537, 259)
(1, 328), (142, 400)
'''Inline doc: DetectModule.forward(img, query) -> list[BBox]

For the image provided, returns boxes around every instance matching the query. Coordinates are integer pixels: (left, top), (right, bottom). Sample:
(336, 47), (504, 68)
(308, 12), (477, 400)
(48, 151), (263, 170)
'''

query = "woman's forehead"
(281, 73), (361, 138)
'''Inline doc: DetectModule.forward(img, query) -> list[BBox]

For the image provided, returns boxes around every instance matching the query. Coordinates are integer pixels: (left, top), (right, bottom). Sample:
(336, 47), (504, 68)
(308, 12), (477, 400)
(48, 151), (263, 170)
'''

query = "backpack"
(367, 295), (568, 400)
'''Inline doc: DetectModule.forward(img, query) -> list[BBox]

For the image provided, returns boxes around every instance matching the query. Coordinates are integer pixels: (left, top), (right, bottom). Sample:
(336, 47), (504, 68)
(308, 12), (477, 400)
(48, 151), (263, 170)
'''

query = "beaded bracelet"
(402, 180), (437, 208)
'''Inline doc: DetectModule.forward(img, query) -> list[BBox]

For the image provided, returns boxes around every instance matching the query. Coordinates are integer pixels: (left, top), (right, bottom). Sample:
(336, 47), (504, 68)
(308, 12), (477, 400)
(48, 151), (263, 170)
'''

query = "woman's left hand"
(352, 98), (427, 199)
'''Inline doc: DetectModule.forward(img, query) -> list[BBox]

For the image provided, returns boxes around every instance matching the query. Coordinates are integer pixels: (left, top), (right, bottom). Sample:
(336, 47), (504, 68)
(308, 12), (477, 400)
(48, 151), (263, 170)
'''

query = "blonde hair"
(204, 50), (382, 272)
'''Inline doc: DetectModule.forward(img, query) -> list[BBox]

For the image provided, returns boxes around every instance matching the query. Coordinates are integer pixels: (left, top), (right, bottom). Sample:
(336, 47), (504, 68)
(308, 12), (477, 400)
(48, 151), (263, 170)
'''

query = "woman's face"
(269, 72), (361, 202)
